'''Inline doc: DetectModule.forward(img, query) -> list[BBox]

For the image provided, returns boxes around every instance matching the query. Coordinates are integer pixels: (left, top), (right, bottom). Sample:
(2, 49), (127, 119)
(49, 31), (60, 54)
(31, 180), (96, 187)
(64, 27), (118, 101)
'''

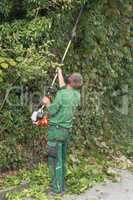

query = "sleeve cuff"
(59, 85), (66, 90)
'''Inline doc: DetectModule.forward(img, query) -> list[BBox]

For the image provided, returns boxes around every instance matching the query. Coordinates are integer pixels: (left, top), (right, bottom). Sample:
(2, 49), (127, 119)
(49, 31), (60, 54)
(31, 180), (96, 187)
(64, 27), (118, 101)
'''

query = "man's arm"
(57, 67), (66, 88)
(42, 92), (61, 116)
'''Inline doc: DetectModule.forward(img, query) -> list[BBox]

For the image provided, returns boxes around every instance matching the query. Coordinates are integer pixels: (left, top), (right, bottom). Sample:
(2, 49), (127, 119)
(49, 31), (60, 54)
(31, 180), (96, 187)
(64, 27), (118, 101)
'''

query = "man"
(42, 67), (83, 194)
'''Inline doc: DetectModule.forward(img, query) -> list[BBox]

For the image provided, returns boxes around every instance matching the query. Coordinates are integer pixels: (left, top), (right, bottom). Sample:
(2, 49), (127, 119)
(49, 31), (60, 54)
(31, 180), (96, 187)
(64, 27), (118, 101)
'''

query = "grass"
(0, 140), (132, 200)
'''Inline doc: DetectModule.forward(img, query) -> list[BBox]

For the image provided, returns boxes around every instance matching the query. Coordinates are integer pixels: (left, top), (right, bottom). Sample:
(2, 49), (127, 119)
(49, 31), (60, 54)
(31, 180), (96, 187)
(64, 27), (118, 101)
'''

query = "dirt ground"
(63, 170), (133, 200)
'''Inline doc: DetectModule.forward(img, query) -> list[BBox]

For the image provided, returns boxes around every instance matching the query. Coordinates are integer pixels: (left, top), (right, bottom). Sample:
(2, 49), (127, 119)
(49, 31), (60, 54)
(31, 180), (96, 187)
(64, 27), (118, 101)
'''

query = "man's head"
(66, 73), (83, 89)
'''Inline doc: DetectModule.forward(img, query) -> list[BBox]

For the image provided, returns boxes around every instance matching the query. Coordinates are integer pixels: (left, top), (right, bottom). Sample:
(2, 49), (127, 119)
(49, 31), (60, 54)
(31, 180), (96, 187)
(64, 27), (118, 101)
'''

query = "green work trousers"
(48, 126), (70, 194)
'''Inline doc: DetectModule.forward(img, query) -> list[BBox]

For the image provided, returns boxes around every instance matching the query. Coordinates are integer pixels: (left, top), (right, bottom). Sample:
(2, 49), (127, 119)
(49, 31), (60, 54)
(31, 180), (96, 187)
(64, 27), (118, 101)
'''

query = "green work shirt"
(48, 87), (80, 129)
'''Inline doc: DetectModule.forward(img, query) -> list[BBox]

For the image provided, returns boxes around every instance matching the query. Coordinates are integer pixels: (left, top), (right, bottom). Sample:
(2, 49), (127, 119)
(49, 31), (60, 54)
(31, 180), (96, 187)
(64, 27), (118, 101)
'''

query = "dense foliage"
(0, 0), (133, 173)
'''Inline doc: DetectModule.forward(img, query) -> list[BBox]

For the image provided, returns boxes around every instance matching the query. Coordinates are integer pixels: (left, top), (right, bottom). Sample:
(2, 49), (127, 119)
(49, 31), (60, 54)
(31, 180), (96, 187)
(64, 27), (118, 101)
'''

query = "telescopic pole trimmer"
(50, 1), (88, 89)
(31, 1), (88, 125)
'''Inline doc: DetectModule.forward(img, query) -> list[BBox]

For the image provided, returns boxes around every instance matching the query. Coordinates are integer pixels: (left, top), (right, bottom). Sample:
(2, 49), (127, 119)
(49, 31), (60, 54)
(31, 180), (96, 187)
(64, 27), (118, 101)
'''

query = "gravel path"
(64, 170), (133, 200)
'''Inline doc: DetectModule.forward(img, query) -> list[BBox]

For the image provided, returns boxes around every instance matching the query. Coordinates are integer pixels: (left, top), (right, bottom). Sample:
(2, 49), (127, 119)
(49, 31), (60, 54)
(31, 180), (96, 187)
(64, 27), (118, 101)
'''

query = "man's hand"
(42, 96), (51, 107)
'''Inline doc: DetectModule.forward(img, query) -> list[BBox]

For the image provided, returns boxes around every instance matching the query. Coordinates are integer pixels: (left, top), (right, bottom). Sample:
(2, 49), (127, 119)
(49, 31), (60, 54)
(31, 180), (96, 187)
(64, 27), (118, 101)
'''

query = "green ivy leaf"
(8, 59), (17, 67)
(1, 62), (9, 69)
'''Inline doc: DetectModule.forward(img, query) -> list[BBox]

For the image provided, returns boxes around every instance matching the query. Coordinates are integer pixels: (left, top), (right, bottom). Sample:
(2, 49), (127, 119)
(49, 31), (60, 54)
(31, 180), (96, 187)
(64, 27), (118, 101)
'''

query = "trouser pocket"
(48, 141), (57, 158)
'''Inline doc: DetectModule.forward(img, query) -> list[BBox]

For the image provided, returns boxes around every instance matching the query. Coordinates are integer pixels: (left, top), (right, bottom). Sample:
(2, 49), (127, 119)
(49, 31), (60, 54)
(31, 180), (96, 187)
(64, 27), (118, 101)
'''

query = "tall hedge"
(0, 0), (132, 171)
